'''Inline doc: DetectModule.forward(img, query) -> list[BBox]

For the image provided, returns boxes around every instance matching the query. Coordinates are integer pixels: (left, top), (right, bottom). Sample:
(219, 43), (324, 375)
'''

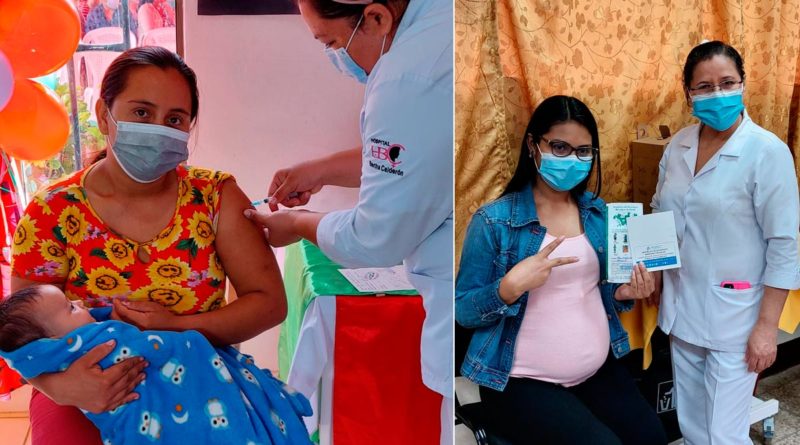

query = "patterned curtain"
(455, 0), (800, 261)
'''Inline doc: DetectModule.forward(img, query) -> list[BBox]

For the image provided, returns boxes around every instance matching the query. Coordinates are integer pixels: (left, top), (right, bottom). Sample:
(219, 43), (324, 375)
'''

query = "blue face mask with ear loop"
(530, 139), (592, 192)
(106, 110), (190, 184)
(324, 13), (387, 84)
(691, 88), (745, 131)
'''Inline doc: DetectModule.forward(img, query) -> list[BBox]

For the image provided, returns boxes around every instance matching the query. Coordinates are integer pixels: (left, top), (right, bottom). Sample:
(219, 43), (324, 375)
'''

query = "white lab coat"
(316, 0), (453, 399)
(652, 111), (799, 351)
(652, 111), (799, 443)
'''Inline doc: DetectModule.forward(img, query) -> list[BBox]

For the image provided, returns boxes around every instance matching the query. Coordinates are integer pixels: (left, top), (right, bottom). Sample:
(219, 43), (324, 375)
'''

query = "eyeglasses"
(688, 80), (744, 94)
(539, 136), (597, 161)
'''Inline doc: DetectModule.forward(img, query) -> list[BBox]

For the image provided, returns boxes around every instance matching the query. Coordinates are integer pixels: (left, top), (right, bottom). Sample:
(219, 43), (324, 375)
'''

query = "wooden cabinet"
(630, 137), (670, 213)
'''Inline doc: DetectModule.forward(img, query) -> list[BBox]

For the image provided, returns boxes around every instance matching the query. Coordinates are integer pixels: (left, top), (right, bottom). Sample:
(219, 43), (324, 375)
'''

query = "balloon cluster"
(0, 0), (80, 161)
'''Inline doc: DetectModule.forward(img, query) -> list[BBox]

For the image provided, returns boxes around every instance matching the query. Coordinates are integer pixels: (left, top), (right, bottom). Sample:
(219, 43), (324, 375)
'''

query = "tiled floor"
(455, 364), (800, 444)
(751, 365), (800, 444)
(0, 385), (32, 445)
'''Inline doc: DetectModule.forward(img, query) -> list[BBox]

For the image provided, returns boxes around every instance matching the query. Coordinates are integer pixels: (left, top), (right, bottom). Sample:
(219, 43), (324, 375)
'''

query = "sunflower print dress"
(11, 164), (230, 313)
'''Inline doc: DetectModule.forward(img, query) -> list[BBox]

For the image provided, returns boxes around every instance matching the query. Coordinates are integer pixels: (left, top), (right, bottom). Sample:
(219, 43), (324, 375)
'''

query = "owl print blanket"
(1, 308), (312, 445)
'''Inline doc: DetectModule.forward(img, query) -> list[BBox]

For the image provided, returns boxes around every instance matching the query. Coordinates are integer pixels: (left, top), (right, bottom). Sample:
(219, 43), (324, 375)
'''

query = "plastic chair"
(138, 2), (175, 39)
(137, 2), (163, 36)
(139, 27), (177, 53)
(454, 323), (514, 445)
(82, 26), (137, 47)
(56, 53), (87, 90)
(77, 27), (137, 123)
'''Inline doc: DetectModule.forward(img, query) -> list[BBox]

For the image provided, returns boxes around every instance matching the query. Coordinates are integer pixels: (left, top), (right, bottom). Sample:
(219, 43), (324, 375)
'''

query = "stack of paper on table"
(338, 265), (415, 293)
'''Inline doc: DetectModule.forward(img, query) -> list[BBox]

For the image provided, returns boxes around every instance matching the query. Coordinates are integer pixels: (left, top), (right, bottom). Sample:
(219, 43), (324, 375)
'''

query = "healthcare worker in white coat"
(244, 0), (453, 442)
(651, 40), (799, 444)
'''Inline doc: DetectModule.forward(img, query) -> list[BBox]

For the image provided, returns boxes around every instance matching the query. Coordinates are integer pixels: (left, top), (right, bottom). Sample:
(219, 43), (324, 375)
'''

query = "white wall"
(182, 0), (363, 371)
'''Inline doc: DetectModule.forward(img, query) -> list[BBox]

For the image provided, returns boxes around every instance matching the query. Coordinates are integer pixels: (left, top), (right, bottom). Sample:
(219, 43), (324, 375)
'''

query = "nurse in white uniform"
(245, 0), (453, 443)
(652, 41), (799, 444)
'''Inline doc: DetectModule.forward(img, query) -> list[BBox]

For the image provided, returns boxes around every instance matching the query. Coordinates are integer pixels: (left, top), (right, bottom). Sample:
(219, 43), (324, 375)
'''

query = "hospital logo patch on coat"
(368, 138), (405, 177)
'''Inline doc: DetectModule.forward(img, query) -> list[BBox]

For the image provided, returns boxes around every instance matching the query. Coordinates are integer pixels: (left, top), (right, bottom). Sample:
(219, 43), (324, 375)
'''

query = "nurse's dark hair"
(683, 41), (745, 88)
(0, 286), (48, 352)
(502, 95), (601, 201)
(295, 0), (408, 26)
(93, 46), (199, 163)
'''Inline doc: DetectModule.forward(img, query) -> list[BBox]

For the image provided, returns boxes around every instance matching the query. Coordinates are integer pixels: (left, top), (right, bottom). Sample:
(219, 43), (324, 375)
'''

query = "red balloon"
(0, 0), (80, 78)
(0, 79), (70, 161)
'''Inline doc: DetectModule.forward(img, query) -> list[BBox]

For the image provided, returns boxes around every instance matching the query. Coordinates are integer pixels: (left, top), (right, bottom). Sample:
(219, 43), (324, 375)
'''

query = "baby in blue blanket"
(0, 285), (313, 445)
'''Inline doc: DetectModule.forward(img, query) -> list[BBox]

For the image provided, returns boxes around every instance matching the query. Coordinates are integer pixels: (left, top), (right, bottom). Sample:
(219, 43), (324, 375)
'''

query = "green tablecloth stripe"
(277, 240), (417, 379)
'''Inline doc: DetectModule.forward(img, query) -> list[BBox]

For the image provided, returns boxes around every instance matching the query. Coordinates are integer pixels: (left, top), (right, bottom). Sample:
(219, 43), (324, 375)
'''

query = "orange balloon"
(0, 0), (80, 78)
(0, 79), (69, 161)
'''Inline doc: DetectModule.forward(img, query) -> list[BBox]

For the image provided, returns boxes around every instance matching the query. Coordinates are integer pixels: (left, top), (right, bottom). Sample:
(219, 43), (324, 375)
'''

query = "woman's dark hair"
(295, 0), (405, 26)
(0, 286), (48, 352)
(94, 46), (199, 164)
(683, 41), (745, 89)
(502, 95), (602, 201)
(101, 46), (198, 120)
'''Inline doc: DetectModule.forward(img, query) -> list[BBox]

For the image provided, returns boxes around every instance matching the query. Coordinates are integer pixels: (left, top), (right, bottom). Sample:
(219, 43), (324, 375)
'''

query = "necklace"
(136, 244), (151, 263)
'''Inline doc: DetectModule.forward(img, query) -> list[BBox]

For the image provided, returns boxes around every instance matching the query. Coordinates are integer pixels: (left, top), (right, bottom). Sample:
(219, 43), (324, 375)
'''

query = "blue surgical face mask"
(691, 88), (744, 131)
(533, 143), (592, 192)
(107, 111), (190, 183)
(324, 15), (386, 84)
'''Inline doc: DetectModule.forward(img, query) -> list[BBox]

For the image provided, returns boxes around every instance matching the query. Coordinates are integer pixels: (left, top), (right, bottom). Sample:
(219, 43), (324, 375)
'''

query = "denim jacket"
(455, 183), (633, 391)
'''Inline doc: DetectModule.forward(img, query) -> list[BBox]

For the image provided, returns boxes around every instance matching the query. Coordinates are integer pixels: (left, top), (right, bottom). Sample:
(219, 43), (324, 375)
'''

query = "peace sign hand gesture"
(498, 236), (580, 304)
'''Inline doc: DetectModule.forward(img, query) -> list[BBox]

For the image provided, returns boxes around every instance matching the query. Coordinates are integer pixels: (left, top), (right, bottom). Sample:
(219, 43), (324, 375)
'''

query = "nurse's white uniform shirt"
(316, 0), (454, 396)
(652, 111), (799, 352)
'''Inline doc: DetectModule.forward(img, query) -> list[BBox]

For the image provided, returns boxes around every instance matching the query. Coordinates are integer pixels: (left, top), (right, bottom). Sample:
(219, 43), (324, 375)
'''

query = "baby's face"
(36, 285), (95, 338)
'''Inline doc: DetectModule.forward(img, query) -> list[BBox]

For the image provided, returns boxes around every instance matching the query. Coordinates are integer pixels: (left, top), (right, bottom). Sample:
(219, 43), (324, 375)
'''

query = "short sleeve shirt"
(11, 165), (231, 314)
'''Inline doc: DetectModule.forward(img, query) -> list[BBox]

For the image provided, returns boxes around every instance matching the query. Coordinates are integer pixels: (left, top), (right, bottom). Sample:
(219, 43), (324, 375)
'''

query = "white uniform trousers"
(671, 335), (758, 444)
(441, 397), (453, 445)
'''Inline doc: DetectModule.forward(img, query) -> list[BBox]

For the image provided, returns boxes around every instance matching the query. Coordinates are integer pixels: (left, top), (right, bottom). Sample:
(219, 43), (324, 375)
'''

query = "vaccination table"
(278, 240), (442, 445)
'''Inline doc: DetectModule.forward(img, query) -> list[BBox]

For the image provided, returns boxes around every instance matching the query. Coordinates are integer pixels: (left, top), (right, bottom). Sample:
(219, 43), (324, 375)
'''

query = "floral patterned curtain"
(455, 0), (800, 261)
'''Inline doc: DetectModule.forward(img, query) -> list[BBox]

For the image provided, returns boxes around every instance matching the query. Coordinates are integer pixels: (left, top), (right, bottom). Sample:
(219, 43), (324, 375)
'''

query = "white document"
(607, 203), (643, 283)
(627, 211), (681, 272)
(338, 265), (415, 293)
